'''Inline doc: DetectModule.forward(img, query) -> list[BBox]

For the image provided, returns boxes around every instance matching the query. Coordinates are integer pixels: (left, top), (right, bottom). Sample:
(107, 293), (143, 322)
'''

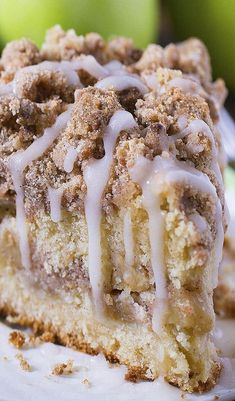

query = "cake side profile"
(0, 26), (227, 392)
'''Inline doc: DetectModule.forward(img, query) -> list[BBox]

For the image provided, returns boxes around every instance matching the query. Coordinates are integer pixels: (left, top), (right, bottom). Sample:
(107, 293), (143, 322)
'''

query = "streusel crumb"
(51, 359), (74, 375)
(0, 38), (41, 74)
(8, 330), (26, 349)
(82, 378), (92, 387)
(15, 352), (31, 371)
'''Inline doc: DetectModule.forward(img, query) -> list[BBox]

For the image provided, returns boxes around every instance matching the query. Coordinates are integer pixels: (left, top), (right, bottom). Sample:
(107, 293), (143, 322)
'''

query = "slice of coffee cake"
(0, 26), (227, 392)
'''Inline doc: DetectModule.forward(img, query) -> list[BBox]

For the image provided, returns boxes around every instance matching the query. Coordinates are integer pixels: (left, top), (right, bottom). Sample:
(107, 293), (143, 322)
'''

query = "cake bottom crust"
(0, 267), (221, 393)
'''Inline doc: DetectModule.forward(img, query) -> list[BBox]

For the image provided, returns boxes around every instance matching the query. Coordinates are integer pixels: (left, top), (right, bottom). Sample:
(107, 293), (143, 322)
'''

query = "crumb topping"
(0, 26), (226, 215)
(8, 330), (26, 348)
(41, 25), (106, 63)
(51, 359), (74, 375)
(133, 38), (211, 83)
(82, 378), (92, 387)
(135, 87), (211, 131)
(15, 352), (31, 371)
(0, 39), (41, 76)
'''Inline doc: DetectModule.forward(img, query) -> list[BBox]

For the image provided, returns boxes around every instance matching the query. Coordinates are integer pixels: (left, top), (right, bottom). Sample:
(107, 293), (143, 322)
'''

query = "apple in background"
(165, 0), (235, 92)
(0, 0), (159, 49)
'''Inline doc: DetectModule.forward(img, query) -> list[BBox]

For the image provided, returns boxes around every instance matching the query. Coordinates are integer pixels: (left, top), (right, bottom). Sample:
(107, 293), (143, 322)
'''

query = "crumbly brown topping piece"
(82, 378), (92, 387)
(0, 38), (41, 76)
(41, 25), (106, 63)
(39, 331), (56, 343)
(8, 330), (26, 348)
(15, 352), (31, 371)
(133, 38), (211, 82)
(41, 25), (142, 66)
(106, 36), (142, 65)
(51, 359), (74, 375)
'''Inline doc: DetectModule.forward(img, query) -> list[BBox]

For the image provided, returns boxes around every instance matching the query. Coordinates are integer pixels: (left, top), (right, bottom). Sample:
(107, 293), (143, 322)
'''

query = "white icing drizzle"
(129, 157), (167, 334)
(13, 60), (82, 90)
(157, 155), (224, 289)
(104, 60), (126, 75)
(172, 117), (226, 272)
(177, 115), (188, 131)
(0, 82), (13, 96)
(8, 106), (73, 268)
(1, 55), (146, 99)
(144, 74), (207, 98)
(84, 110), (137, 317)
(189, 213), (207, 232)
(129, 154), (224, 333)
(48, 186), (64, 223)
(172, 116), (224, 196)
(70, 55), (109, 80)
(174, 119), (223, 188)
(123, 211), (134, 281)
(8, 161), (31, 269)
(188, 121), (223, 188)
(63, 145), (78, 173)
(143, 73), (160, 92)
(167, 77), (207, 97)
(95, 75), (148, 94)
(3, 55), (112, 97)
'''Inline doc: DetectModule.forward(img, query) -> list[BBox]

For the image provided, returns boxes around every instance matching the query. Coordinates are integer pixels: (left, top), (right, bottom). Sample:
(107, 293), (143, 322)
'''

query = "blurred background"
(0, 0), (234, 106)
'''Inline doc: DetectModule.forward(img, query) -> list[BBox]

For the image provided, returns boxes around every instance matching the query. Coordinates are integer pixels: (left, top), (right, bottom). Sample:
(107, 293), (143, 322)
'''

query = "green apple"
(0, 0), (159, 49)
(165, 0), (235, 92)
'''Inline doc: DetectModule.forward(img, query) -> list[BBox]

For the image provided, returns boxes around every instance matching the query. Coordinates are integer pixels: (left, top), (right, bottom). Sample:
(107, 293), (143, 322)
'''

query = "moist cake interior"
(0, 26), (228, 392)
